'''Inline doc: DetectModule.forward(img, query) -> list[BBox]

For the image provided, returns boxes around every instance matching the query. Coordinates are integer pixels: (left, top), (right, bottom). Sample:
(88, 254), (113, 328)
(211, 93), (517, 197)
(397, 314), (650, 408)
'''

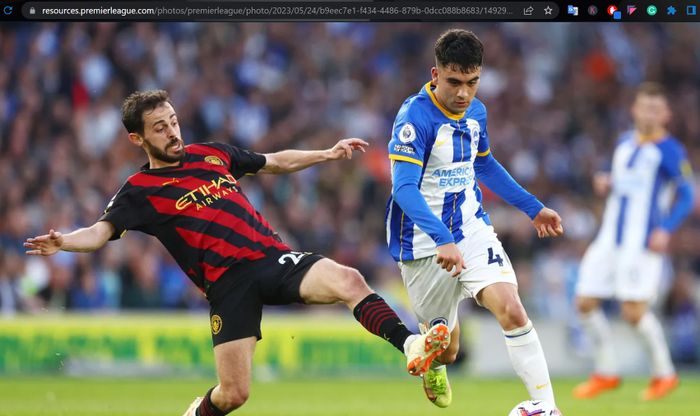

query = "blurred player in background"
(385, 29), (564, 410)
(573, 82), (696, 401)
(25, 90), (450, 416)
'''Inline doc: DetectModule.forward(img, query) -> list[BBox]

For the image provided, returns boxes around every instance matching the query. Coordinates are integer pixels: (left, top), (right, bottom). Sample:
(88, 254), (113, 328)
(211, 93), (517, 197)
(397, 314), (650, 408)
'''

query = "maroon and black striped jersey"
(99, 142), (290, 293)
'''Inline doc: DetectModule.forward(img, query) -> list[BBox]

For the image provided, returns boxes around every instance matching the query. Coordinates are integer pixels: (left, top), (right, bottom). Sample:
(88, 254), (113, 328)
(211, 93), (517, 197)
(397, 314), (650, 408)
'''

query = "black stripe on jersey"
(144, 185), (278, 239)
(150, 214), (279, 255)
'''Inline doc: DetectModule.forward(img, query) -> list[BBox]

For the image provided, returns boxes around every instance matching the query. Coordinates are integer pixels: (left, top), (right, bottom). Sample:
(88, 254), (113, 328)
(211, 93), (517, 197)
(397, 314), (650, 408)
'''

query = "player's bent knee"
(336, 267), (370, 297)
(217, 386), (250, 412)
(502, 301), (528, 329)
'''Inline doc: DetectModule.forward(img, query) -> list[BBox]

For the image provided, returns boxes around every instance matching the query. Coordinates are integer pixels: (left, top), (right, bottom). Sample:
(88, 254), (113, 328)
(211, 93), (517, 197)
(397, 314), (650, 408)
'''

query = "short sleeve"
(388, 103), (429, 167)
(98, 183), (147, 240)
(204, 142), (267, 179)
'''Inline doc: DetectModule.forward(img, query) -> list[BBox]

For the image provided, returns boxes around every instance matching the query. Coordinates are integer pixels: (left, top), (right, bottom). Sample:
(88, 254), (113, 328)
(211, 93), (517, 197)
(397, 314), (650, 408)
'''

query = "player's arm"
(648, 151), (696, 252)
(259, 138), (369, 174)
(24, 221), (114, 256)
(392, 161), (466, 276)
(474, 152), (563, 238)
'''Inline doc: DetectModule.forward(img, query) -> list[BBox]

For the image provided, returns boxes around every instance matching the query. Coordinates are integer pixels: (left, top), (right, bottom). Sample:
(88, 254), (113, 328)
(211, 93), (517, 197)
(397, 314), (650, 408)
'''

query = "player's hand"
(24, 229), (64, 256)
(436, 243), (466, 277)
(326, 138), (369, 160)
(648, 228), (671, 253)
(532, 207), (564, 238)
(592, 172), (611, 197)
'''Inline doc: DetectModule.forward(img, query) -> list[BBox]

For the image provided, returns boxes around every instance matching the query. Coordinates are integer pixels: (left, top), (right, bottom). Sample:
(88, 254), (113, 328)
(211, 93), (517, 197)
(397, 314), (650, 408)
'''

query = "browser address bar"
(22, 1), (560, 21)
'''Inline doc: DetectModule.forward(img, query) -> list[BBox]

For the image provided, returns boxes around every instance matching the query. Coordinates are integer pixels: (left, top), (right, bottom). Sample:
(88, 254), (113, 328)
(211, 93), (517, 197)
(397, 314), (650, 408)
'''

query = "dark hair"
(434, 29), (483, 72)
(636, 82), (667, 99)
(121, 90), (172, 134)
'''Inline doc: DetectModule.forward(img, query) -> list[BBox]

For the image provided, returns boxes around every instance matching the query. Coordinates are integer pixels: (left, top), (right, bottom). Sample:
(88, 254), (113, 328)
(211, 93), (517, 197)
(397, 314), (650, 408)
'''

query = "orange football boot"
(573, 374), (621, 399)
(641, 375), (679, 401)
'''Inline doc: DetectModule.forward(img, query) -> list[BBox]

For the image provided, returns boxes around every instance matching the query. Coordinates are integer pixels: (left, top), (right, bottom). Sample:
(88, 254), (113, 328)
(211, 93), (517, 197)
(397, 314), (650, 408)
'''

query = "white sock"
(635, 312), (675, 377)
(403, 334), (419, 355)
(504, 320), (555, 405)
(579, 309), (618, 376)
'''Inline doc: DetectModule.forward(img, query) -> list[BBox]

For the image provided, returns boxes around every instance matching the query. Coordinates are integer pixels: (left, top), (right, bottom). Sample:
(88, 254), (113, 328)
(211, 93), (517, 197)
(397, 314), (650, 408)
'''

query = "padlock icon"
(29, 6), (36, 14)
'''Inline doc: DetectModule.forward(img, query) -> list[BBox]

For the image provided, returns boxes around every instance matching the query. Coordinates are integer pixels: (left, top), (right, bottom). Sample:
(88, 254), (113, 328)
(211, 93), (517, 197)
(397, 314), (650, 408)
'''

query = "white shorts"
(398, 219), (517, 331)
(575, 241), (663, 302)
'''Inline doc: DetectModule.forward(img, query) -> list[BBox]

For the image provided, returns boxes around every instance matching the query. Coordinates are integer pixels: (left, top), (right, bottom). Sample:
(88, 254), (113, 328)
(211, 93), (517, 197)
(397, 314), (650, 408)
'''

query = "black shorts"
(207, 251), (324, 346)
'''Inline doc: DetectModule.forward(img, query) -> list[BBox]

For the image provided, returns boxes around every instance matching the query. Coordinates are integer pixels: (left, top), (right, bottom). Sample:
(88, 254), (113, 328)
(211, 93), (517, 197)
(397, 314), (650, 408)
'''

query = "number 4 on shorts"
(487, 247), (504, 266)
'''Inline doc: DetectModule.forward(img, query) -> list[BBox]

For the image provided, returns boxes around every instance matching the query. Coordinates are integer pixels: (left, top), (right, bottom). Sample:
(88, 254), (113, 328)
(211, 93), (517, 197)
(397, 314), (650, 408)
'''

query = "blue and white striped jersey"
(596, 131), (694, 251)
(385, 82), (492, 262)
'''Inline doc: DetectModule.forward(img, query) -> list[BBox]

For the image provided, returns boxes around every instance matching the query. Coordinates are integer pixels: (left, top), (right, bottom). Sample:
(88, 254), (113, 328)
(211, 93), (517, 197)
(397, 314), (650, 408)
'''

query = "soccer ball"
(508, 400), (558, 416)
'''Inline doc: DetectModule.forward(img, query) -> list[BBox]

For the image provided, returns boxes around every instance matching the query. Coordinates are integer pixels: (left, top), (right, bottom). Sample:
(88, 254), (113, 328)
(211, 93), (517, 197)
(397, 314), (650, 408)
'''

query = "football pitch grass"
(0, 376), (697, 415)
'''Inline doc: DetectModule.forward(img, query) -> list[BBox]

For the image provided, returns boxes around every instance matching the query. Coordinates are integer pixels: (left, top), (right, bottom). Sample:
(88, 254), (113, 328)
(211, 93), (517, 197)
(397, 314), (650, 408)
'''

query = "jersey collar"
(423, 82), (466, 121)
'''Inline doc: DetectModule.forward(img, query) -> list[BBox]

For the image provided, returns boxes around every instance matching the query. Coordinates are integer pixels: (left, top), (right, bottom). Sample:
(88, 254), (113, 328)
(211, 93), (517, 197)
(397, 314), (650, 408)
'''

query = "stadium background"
(0, 22), (698, 415)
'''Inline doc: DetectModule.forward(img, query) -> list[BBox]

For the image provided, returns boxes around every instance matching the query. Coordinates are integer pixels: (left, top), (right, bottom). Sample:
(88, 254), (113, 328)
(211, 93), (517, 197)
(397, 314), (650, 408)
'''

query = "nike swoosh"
(535, 383), (549, 390)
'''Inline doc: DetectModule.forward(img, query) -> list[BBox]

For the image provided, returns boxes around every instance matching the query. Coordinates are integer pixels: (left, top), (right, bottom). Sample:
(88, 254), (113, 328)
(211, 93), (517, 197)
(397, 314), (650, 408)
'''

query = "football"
(508, 400), (558, 416)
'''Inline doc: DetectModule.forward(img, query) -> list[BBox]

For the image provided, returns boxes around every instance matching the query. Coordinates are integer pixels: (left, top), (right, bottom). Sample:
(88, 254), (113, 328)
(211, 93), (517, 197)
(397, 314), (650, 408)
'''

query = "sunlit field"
(1, 376), (697, 416)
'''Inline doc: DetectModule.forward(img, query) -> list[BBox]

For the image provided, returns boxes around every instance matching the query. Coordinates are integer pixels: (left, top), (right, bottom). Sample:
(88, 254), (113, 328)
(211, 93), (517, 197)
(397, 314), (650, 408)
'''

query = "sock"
(403, 334), (419, 354)
(504, 320), (555, 405)
(353, 293), (413, 353)
(635, 312), (675, 377)
(579, 309), (618, 376)
(196, 387), (227, 416)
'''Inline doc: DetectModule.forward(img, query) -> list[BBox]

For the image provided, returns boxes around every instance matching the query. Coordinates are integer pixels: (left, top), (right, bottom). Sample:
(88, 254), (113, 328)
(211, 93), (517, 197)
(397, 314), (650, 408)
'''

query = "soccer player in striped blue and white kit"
(386, 29), (564, 410)
(573, 83), (695, 401)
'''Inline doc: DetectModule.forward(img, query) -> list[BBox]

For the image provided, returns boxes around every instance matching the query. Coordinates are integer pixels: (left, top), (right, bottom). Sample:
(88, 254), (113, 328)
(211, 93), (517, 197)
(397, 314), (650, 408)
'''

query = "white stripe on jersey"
(597, 135), (675, 251)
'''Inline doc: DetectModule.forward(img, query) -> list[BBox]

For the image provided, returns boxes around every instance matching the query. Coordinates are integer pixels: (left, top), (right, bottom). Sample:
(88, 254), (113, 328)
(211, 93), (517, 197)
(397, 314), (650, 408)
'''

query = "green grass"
(0, 376), (696, 415)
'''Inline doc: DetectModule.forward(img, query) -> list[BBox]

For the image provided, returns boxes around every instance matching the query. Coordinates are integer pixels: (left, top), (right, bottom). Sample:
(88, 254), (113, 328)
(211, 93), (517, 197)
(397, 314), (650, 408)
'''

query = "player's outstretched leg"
(298, 258), (448, 375)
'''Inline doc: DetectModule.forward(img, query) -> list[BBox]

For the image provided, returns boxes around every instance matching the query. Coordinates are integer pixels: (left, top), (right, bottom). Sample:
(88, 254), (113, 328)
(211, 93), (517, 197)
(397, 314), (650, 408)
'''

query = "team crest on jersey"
(429, 317), (448, 328)
(399, 123), (416, 143)
(211, 315), (223, 335)
(205, 155), (224, 166)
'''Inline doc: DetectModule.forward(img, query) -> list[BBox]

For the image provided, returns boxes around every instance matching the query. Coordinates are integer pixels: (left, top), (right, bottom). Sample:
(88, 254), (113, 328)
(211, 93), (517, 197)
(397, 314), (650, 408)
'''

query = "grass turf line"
(0, 377), (696, 416)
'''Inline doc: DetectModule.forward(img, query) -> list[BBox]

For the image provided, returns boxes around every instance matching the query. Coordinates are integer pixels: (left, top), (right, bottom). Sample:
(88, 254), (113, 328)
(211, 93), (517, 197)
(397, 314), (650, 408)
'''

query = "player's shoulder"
(395, 84), (436, 125)
(615, 130), (636, 147)
(398, 91), (431, 118)
(186, 141), (229, 153)
(468, 97), (487, 113)
(466, 97), (487, 121)
(186, 141), (235, 162)
(655, 135), (687, 157)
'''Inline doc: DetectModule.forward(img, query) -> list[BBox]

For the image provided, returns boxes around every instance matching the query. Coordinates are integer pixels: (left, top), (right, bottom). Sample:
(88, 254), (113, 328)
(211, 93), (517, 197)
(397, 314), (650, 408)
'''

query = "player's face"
(140, 102), (185, 164)
(431, 64), (481, 114)
(631, 94), (671, 135)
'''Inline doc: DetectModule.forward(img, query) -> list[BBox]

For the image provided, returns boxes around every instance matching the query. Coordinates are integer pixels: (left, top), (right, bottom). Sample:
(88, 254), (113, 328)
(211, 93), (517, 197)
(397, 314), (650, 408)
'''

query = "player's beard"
(144, 138), (185, 164)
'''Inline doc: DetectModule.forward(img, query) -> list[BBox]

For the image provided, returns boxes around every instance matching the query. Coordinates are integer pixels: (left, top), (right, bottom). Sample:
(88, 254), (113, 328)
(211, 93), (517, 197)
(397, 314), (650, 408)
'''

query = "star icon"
(544, 5), (553, 15)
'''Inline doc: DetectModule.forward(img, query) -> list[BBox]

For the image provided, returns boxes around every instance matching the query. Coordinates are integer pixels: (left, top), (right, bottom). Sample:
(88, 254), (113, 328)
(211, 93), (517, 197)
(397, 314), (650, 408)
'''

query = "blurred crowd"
(0, 22), (698, 362)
